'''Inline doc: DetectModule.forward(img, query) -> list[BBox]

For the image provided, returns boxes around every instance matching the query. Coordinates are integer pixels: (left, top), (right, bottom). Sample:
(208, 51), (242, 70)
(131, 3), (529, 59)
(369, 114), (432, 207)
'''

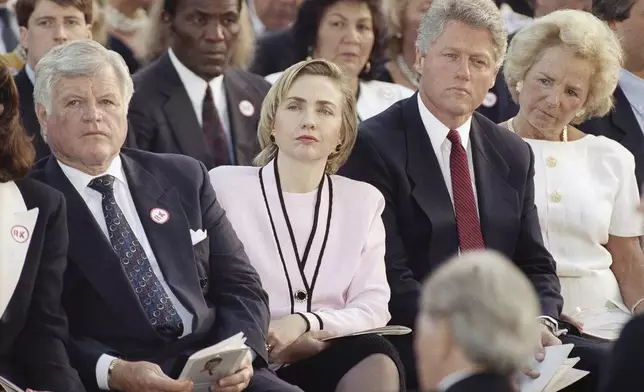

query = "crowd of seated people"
(2, 0), (644, 391)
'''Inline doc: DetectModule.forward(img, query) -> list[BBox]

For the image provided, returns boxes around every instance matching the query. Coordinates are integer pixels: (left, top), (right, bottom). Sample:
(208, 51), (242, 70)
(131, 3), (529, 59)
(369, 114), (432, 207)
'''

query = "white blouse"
(209, 161), (391, 334)
(523, 135), (644, 312)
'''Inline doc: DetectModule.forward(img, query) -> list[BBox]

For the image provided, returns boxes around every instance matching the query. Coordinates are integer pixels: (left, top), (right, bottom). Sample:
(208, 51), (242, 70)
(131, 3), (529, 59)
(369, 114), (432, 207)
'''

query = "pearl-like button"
(547, 156), (557, 168)
(550, 192), (562, 203)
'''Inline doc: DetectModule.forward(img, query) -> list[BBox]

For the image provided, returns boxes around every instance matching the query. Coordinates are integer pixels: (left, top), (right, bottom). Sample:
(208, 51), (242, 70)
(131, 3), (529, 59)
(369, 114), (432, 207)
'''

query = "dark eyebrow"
(285, 96), (338, 107)
(327, 12), (348, 20)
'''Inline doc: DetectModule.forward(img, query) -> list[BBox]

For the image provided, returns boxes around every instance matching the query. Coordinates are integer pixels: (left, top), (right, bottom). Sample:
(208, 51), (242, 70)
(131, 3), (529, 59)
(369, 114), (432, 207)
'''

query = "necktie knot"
(88, 174), (116, 195)
(447, 129), (462, 146)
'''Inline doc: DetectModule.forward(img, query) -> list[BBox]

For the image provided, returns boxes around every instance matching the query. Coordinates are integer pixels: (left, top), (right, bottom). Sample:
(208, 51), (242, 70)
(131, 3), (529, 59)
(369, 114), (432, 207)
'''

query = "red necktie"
(202, 86), (231, 167)
(447, 129), (485, 251)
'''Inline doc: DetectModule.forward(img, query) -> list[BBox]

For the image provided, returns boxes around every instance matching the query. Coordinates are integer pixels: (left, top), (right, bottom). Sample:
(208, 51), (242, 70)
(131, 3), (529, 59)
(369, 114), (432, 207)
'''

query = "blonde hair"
(384, 0), (411, 59)
(230, 0), (255, 69)
(254, 59), (358, 174)
(420, 251), (541, 374)
(504, 9), (623, 123)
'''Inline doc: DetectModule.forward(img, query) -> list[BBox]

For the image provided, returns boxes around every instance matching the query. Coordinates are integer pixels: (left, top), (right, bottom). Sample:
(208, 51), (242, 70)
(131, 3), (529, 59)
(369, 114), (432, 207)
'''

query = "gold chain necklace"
(507, 117), (568, 142)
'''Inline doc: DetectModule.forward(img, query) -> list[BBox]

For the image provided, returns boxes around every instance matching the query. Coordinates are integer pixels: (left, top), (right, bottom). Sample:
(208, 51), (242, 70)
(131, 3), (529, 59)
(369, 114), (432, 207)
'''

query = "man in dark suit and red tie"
(128, 0), (271, 170)
(30, 40), (302, 392)
(340, 0), (607, 389)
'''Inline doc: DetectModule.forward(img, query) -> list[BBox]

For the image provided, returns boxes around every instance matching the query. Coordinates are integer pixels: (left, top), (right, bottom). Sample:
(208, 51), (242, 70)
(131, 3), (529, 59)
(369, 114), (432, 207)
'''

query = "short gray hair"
(415, 0), (508, 69)
(34, 40), (134, 114)
(419, 251), (541, 374)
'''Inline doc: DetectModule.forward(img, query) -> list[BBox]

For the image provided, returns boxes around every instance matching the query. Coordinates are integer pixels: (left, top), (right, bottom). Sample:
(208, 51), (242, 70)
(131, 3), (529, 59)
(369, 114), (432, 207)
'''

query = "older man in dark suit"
(30, 40), (302, 392)
(129, 0), (270, 170)
(340, 0), (606, 390)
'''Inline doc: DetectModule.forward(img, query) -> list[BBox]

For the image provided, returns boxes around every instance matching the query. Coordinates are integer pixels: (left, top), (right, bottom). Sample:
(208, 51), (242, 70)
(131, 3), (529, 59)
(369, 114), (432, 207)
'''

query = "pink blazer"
(209, 160), (391, 335)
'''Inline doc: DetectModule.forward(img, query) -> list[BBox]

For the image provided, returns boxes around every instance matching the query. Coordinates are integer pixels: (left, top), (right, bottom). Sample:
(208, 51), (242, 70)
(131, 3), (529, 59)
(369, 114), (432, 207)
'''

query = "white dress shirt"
(167, 48), (236, 163)
(416, 94), (478, 213)
(418, 96), (556, 326)
(57, 156), (193, 390)
(25, 63), (34, 84)
(619, 69), (644, 133)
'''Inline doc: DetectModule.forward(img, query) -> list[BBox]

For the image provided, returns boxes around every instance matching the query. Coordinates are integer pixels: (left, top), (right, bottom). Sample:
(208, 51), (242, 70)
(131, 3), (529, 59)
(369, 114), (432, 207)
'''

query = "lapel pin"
(482, 92), (497, 108)
(239, 100), (255, 117)
(10, 225), (30, 243)
(150, 208), (171, 225)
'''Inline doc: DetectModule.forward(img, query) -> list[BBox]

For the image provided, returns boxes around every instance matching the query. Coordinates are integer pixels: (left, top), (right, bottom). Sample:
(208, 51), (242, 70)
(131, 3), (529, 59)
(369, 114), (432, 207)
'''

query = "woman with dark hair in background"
(263, 0), (414, 122)
(0, 61), (84, 391)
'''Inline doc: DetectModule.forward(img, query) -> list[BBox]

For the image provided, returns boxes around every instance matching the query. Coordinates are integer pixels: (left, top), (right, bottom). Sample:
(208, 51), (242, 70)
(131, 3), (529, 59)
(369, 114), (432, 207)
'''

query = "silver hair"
(419, 251), (541, 374)
(415, 0), (508, 69)
(34, 39), (134, 115)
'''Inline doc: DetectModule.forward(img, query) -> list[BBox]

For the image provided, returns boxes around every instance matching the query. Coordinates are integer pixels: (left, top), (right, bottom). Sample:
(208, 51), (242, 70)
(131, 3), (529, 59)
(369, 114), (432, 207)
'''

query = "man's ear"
(86, 24), (93, 40)
(35, 103), (49, 129)
(19, 26), (28, 51)
(414, 48), (424, 76)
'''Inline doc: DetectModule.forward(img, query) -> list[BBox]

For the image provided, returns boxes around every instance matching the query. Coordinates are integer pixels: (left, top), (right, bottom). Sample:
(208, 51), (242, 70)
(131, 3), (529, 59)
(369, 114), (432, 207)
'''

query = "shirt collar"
(25, 63), (35, 85)
(438, 370), (477, 391)
(57, 155), (127, 196)
(167, 48), (224, 110)
(247, 0), (266, 36)
(417, 94), (473, 150)
(619, 68), (644, 114)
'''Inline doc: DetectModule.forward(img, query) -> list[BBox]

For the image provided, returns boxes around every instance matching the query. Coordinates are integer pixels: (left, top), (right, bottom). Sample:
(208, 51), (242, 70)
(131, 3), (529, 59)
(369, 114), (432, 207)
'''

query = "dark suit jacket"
(579, 85), (644, 189)
(14, 67), (138, 163)
(129, 52), (270, 170)
(444, 373), (515, 392)
(339, 93), (562, 328)
(0, 179), (84, 391)
(599, 314), (644, 392)
(30, 149), (270, 390)
(14, 68), (50, 162)
(249, 28), (298, 76)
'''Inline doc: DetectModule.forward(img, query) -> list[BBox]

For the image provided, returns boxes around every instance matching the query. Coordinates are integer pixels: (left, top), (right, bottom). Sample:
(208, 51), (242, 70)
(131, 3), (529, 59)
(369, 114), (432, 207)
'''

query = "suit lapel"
(121, 154), (208, 332)
(157, 53), (215, 168)
(610, 86), (644, 158)
(223, 69), (262, 165)
(403, 94), (459, 259)
(0, 182), (37, 320)
(44, 158), (156, 337)
(470, 117), (518, 253)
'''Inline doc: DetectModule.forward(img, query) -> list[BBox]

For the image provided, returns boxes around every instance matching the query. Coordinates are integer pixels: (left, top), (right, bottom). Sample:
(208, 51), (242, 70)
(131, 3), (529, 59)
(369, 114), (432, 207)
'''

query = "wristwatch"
(107, 358), (119, 390)
(538, 316), (567, 337)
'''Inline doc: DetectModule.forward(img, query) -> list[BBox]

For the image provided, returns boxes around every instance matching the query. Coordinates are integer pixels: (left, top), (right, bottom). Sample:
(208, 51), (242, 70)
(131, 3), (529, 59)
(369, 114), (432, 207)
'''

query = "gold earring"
(306, 46), (314, 61)
(364, 61), (371, 74)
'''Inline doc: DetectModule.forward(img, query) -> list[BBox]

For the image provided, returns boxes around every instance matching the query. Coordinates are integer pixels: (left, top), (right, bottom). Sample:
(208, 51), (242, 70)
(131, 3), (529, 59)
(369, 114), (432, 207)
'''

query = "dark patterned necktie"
(88, 174), (184, 338)
(0, 8), (18, 52)
(202, 86), (231, 167)
(447, 129), (485, 251)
